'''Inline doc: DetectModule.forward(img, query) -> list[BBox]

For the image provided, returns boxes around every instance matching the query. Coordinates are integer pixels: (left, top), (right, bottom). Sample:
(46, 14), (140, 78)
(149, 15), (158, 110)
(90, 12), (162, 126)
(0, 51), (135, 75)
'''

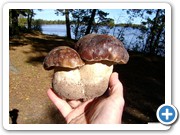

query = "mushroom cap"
(75, 34), (129, 64)
(43, 46), (85, 70)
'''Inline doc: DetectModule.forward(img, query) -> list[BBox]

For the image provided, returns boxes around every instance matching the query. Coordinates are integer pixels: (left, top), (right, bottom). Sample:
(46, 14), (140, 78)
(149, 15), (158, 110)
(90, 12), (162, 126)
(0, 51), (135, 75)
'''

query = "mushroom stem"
(80, 62), (113, 99)
(52, 62), (113, 100)
(52, 68), (85, 100)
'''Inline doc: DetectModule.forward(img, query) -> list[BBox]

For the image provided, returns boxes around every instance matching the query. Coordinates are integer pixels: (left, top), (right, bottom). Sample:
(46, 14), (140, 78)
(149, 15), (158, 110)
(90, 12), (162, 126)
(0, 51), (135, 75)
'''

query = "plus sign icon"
(156, 104), (178, 125)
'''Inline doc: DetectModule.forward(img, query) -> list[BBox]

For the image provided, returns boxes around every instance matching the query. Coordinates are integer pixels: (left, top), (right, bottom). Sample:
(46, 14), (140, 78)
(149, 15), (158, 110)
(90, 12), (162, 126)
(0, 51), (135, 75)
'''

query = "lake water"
(41, 24), (146, 50)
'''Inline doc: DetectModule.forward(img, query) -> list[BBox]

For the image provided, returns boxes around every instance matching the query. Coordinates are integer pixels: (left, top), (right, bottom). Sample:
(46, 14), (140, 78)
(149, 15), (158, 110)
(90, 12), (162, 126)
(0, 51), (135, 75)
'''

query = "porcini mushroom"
(43, 46), (85, 100)
(43, 34), (129, 100)
(75, 34), (129, 99)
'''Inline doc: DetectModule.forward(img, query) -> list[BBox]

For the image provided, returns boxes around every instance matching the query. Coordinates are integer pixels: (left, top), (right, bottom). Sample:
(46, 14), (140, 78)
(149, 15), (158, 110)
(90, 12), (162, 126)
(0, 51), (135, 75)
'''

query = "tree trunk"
(85, 9), (97, 35)
(74, 17), (80, 40)
(27, 14), (31, 30)
(11, 10), (19, 35)
(27, 10), (33, 30)
(147, 9), (160, 55)
(65, 9), (71, 39)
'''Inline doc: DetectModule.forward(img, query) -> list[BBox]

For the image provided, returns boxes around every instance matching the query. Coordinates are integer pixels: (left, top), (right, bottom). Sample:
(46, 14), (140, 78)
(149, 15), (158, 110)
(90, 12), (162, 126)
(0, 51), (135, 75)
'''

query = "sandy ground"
(9, 33), (69, 123)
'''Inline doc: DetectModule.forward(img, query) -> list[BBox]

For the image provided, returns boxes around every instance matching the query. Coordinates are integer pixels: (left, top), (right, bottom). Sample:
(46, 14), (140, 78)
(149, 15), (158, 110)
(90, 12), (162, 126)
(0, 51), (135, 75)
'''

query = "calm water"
(42, 24), (67, 37)
(41, 24), (145, 50)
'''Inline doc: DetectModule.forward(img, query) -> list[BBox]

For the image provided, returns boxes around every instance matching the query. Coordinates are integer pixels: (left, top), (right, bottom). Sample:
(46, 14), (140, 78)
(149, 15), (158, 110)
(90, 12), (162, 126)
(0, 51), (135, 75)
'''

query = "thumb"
(108, 72), (123, 97)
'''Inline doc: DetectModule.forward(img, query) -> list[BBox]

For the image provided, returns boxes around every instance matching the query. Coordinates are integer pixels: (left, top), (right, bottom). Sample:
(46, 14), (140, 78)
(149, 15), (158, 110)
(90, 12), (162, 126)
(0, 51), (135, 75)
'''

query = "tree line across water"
(19, 17), (146, 30)
(9, 9), (165, 56)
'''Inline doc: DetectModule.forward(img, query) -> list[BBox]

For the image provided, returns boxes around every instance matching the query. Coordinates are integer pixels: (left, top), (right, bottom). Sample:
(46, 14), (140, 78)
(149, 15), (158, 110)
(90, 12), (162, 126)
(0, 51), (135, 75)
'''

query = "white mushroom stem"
(80, 62), (113, 99)
(52, 62), (113, 100)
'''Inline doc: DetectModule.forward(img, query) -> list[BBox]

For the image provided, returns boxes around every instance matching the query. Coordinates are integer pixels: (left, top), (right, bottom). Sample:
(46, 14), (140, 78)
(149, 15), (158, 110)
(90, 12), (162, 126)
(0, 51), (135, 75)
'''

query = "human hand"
(47, 72), (125, 124)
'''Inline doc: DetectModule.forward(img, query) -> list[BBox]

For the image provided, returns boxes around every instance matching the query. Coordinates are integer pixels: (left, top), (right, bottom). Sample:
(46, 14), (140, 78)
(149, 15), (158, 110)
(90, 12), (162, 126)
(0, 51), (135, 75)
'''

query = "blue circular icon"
(156, 104), (178, 125)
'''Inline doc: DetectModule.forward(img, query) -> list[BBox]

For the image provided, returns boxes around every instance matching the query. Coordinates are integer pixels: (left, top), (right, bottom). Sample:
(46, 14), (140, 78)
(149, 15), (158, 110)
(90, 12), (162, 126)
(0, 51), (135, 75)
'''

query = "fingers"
(66, 100), (83, 109)
(66, 99), (94, 123)
(108, 72), (124, 97)
(109, 72), (120, 87)
(47, 88), (72, 118)
(108, 72), (125, 119)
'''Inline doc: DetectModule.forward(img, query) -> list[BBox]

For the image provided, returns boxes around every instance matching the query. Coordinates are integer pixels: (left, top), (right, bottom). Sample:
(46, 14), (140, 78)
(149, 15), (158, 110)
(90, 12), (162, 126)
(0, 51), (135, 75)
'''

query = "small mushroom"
(43, 34), (129, 100)
(43, 46), (85, 100)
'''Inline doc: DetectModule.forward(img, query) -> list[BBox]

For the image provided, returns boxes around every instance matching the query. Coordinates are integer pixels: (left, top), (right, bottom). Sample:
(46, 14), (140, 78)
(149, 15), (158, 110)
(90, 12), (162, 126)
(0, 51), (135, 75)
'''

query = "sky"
(34, 9), (146, 24)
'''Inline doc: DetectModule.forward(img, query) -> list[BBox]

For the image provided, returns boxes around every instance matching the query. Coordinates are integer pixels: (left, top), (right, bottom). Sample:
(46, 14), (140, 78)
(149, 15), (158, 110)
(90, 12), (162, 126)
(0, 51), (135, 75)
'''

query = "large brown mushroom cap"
(75, 34), (129, 64)
(43, 46), (85, 70)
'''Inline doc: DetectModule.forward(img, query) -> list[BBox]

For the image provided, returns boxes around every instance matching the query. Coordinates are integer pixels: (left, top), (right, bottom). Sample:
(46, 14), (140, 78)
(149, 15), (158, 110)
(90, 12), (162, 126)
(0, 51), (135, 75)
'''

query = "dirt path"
(9, 32), (165, 124)
(9, 32), (74, 123)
